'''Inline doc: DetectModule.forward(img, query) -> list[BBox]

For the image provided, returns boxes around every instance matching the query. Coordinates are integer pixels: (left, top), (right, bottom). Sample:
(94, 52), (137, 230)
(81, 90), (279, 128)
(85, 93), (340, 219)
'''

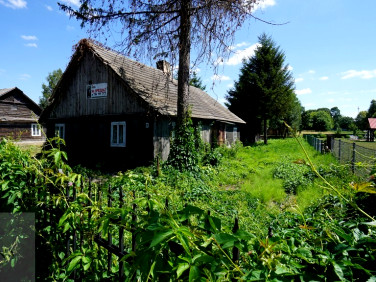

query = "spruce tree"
(226, 33), (297, 144)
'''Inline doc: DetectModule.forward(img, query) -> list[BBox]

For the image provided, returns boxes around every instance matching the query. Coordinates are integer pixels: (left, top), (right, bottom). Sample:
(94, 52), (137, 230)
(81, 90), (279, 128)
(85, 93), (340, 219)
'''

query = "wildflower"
(68, 181), (73, 187)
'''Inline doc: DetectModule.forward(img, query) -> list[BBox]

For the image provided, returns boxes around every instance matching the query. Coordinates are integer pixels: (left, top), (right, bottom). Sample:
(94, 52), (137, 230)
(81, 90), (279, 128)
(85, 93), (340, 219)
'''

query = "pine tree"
(226, 33), (297, 144)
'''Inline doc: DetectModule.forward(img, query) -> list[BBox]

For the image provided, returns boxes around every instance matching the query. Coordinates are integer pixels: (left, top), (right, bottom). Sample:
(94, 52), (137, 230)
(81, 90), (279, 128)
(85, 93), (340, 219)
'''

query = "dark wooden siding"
(49, 53), (146, 119)
(153, 117), (171, 161)
(47, 115), (154, 170)
(0, 88), (44, 141)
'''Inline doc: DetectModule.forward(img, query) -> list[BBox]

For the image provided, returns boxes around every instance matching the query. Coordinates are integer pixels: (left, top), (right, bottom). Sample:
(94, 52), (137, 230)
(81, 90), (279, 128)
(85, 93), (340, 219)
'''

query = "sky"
(1, 0), (376, 118)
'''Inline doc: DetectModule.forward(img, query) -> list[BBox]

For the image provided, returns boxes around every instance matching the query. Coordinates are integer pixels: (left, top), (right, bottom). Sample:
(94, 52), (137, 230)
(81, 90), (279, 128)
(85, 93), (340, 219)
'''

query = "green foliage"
(1, 137), (375, 280)
(189, 71), (206, 91)
(226, 33), (300, 142)
(39, 68), (62, 109)
(167, 111), (199, 171)
(273, 159), (315, 194)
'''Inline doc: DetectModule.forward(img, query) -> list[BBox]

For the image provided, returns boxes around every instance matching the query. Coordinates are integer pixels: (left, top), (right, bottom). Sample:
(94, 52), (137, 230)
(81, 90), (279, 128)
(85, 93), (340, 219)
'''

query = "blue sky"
(1, 0), (375, 118)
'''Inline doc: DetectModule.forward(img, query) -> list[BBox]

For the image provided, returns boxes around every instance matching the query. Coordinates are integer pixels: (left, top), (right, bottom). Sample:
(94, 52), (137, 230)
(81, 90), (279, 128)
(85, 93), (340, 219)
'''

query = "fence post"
(338, 140), (341, 162)
(119, 187), (124, 281)
(107, 185), (112, 273)
(352, 142), (356, 174)
(232, 217), (239, 263)
(66, 185), (70, 258)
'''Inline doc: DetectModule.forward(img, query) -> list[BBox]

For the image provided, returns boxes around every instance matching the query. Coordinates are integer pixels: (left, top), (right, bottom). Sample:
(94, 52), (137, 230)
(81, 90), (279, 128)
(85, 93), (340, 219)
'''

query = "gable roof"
(0, 87), (42, 122)
(0, 87), (16, 97)
(47, 39), (245, 124)
(368, 118), (376, 129)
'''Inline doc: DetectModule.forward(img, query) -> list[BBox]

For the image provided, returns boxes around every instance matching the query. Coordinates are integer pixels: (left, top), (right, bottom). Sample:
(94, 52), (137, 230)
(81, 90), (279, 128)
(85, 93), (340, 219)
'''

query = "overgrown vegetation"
(1, 137), (376, 280)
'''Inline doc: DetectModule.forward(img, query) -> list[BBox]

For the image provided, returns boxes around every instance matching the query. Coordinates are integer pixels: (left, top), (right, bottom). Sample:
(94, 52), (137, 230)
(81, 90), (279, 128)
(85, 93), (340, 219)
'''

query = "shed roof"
(53, 39), (245, 124)
(368, 118), (376, 129)
(0, 87), (16, 97)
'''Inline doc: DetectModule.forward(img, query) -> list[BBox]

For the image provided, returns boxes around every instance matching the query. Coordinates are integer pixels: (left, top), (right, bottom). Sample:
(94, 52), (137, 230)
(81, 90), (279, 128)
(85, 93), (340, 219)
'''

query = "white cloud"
(0, 0), (27, 9)
(219, 43), (260, 66)
(308, 70), (316, 74)
(45, 5), (52, 11)
(253, 0), (276, 11)
(19, 73), (31, 80)
(319, 76), (329, 80)
(295, 88), (312, 96)
(327, 98), (335, 103)
(60, 0), (80, 7)
(341, 69), (376, 80)
(21, 35), (37, 41)
(211, 74), (231, 81)
(287, 65), (293, 71)
(295, 77), (304, 83)
(25, 43), (37, 48)
(227, 83), (234, 88)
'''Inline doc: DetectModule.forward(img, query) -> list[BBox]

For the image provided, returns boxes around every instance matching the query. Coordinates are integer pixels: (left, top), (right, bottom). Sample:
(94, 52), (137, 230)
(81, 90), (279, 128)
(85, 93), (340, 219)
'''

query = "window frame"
(55, 123), (65, 140)
(111, 121), (126, 147)
(233, 126), (238, 141)
(31, 123), (41, 137)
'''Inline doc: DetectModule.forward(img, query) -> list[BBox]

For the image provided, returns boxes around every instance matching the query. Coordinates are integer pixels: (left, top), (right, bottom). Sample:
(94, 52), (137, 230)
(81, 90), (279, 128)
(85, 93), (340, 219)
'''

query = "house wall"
(153, 117), (171, 161)
(47, 115), (154, 169)
(49, 52), (146, 119)
(0, 89), (44, 141)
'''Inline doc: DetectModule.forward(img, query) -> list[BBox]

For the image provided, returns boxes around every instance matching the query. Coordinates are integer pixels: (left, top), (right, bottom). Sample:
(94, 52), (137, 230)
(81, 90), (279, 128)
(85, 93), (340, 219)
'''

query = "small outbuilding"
(0, 87), (44, 141)
(367, 118), (376, 142)
(40, 39), (245, 168)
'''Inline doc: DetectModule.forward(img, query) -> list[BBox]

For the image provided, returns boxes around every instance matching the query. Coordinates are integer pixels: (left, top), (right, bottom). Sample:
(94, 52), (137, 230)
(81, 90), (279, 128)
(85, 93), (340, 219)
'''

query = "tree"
(226, 33), (296, 144)
(39, 69), (62, 109)
(311, 110), (333, 131)
(338, 116), (354, 130)
(367, 99), (376, 118)
(59, 0), (259, 131)
(189, 72), (206, 91)
(355, 110), (368, 130)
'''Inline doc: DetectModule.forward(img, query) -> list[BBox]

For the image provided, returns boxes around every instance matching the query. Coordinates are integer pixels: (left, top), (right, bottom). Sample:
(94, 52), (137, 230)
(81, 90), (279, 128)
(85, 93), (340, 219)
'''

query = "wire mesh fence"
(305, 135), (376, 178)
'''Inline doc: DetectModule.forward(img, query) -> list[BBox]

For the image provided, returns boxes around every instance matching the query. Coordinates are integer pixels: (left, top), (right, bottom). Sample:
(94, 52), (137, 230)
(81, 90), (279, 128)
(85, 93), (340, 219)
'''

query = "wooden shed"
(40, 39), (245, 169)
(0, 87), (44, 141)
(367, 118), (376, 142)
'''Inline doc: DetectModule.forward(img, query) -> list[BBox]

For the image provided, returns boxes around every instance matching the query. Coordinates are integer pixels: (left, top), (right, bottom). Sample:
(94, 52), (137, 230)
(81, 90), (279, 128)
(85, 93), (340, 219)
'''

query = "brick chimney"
(156, 60), (171, 77)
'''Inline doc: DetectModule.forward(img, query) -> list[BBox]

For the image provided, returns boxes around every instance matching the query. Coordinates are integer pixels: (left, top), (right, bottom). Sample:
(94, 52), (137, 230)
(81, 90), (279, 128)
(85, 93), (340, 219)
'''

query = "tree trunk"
(263, 118), (268, 145)
(177, 0), (191, 128)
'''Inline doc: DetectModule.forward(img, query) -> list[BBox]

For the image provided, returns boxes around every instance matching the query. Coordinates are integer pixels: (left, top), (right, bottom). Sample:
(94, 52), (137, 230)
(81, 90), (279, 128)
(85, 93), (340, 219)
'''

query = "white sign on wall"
(87, 83), (107, 98)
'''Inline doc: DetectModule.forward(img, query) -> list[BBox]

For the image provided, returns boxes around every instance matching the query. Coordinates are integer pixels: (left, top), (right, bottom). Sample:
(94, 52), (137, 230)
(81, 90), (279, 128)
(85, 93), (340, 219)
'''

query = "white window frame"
(31, 123), (41, 136)
(111, 121), (126, 147)
(55, 123), (65, 140)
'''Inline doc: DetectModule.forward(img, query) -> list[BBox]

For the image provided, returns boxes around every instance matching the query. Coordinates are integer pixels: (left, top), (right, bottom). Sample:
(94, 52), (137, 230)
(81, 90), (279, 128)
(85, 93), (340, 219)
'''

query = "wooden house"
(40, 39), (245, 168)
(0, 87), (44, 141)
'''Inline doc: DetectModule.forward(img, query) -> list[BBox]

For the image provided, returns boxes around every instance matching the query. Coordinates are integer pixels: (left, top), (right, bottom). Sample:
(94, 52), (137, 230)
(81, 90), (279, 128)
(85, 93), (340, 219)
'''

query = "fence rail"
(305, 135), (376, 177)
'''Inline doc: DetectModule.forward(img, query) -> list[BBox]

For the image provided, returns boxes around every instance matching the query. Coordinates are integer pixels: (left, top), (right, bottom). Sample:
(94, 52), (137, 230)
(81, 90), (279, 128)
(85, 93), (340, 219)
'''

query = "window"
(233, 126), (238, 140)
(111, 122), (126, 147)
(55, 124), (65, 140)
(31, 123), (41, 136)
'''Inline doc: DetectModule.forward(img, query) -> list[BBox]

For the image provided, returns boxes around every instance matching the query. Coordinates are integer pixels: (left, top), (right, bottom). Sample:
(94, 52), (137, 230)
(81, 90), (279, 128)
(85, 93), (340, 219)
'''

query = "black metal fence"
(60, 178), (241, 280)
(305, 135), (376, 177)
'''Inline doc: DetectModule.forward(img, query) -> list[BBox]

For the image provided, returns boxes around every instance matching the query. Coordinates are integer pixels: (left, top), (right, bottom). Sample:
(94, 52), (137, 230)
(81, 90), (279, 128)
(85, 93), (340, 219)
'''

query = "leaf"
(214, 233), (238, 246)
(333, 262), (345, 281)
(150, 230), (174, 248)
(177, 263), (190, 278)
(67, 256), (82, 273)
(83, 262), (91, 271)
(63, 222), (70, 233)
(350, 182), (376, 194)
(189, 265), (200, 282)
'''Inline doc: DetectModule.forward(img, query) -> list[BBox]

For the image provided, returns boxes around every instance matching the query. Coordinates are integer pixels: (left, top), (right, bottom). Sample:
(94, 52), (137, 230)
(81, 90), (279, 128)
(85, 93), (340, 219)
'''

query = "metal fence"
(305, 135), (376, 178)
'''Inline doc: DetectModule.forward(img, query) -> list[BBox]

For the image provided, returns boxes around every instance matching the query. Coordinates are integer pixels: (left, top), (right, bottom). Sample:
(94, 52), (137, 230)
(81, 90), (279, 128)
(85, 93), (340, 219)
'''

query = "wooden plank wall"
(51, 53), (146, 119)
